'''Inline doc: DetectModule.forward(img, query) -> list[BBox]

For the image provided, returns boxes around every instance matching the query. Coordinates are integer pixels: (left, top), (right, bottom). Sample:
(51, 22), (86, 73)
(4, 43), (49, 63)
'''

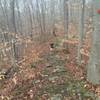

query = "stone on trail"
(50, 94), (62, 100)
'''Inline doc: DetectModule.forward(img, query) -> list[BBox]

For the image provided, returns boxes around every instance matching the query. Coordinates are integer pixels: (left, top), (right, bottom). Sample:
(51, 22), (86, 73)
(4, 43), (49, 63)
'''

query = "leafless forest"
(0, 0), (100, 100)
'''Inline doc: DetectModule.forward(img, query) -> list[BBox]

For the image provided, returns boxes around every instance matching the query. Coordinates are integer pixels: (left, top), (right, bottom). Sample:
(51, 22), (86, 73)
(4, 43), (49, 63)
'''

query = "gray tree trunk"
(87, 0), (100, 85)
(77, 0), (85, 64)
(63, 0), (69, 39)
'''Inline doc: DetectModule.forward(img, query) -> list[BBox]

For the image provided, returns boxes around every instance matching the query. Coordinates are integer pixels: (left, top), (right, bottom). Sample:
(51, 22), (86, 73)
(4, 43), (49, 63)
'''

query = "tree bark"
(63, 0), (69, 39)
(87, 0), (100, 85)
(77, 0), (85, 64)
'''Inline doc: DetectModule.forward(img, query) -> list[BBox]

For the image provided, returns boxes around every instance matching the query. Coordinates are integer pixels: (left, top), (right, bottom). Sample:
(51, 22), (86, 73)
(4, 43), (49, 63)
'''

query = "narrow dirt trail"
(9, 48), (95, 100)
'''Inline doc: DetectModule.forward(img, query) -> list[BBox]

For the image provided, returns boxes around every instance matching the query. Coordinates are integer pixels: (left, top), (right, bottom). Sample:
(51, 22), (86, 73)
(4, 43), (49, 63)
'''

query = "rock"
(35, 80), (41, 84)
(49, 76), (59, 81)
(53, 66), (65, 73)
(50, 94), (62, 100)
(0, 68), (8, 74)
(46, 63), (53, 68)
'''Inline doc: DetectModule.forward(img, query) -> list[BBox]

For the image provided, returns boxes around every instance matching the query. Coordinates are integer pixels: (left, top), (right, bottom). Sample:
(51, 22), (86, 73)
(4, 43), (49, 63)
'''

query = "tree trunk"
(87, 0), (100, 85)
(77, 0), (85, 64)
(63, 0), (69, 39)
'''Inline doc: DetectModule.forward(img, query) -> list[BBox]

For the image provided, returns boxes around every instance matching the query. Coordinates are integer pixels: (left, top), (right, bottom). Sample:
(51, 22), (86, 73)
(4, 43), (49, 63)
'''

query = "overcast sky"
(86, 0), (92, 3)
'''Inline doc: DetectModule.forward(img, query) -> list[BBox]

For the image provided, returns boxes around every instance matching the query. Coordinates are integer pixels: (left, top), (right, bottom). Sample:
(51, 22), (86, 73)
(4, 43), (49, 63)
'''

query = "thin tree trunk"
(10, 0), (17, 67)
(63, 0), (69, 39)
(77, 0), (85, 64)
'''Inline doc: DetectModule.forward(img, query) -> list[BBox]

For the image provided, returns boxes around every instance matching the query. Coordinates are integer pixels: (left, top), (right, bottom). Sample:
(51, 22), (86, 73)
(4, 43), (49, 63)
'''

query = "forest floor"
(0, 32), (100, 99)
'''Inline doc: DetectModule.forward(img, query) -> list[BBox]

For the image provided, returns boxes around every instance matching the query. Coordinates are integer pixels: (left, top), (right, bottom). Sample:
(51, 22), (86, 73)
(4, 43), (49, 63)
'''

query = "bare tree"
(87, 0), (100, 85)
(63, 0), (69, 39)
(15, 0), (22, 34)
(10, 0), (17, 67)
(77, 0), (85, 64)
